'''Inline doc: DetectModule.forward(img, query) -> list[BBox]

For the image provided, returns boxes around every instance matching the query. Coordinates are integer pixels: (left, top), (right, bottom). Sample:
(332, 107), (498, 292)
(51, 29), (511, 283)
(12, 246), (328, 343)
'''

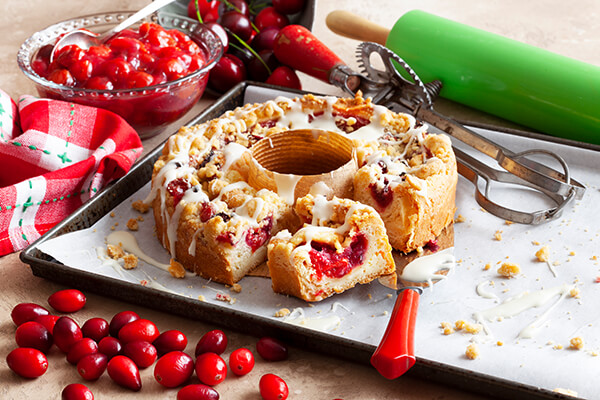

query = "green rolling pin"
(326, 10), (600, 144)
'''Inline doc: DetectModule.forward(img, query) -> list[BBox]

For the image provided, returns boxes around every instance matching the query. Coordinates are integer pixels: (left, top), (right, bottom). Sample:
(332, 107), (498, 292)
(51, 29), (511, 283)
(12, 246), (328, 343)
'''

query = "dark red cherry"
(251, 26), (280, 52)
(220, 11), (253, 42)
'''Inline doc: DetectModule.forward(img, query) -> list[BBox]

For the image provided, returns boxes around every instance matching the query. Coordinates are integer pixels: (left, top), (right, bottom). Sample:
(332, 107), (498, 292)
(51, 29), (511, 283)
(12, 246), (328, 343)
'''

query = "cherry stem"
(194, 0), (204, 24)
(229, 30), (271, 75)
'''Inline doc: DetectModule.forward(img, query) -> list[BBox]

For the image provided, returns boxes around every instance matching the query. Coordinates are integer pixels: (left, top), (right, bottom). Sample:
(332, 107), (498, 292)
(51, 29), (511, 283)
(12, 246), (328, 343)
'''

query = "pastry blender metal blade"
(329, 42), (585, 224)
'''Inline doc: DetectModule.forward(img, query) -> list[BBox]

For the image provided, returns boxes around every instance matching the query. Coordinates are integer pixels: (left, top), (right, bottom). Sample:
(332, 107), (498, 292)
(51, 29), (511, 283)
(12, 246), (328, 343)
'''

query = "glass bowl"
(17, 12), (223, 139)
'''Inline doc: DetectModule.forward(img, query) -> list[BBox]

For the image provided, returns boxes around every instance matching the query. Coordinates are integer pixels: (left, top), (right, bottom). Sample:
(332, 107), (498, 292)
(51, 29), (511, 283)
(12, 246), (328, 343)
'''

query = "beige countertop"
(1, 1), (598, 399)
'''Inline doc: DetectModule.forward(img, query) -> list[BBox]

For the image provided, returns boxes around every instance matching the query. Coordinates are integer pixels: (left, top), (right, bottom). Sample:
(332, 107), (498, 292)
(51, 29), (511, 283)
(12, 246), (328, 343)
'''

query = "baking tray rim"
(20, 81), (592, 400)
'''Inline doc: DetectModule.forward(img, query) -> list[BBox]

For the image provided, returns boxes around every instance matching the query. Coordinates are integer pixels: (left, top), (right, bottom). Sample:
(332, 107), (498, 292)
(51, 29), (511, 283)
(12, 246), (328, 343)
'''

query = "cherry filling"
(259, 119), (277, 129)
(425, 239), (439, 252)
(245, 216), (274, 253)
(368, 178), (393, 210)
(199, 202), (215, 222)
(332, 111), (371, 132)
(307, 110), (324, 123)
(216, 231), (236, 245)
(309, 233), (368, 279)
(166, 178), (191, 206)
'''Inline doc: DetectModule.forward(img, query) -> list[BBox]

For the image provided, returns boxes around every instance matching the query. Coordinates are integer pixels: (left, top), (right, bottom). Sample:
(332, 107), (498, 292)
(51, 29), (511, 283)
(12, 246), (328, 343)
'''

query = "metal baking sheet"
(21, 82), (598, 400)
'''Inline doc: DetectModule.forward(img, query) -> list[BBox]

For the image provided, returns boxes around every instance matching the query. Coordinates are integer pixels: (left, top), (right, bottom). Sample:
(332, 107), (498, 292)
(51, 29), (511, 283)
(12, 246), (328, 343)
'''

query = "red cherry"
(15, 321), (53, 353)
(84, 76), (114, 90)
(11, 303), (50, 326)
(177, 384), (220, 400)
(187, 0), (220, 21)
(77, 353), (108, 381)
(220, 11), (254, 42)
(208, 54), (246, 93)
(205, 22), (229, 53)
(219, 0), (250, 16)
(195, 352), (227, 386)
(61, 383), (94, 400)
(67, 338), (98, 365)
(229, 348), (254, 376)
(69, 59), (93, 83)
(256, 337), (289, 361)
(247, 50), (280, 82)
(118, 319), (159, 344)
(195, 329), (228, 357)
(47, 68), (75, 86)
(254, 7), (290, 31)
(259, 374), (289, 400)
(154, 351), (194, 388)
(153, 329), (188, 356)
(109, 310), (140, 337)
(251, 26), (280, 52)
(123, 340), (157, 369)
(53, 316), (83, 353)
(126, 71), (154, 88)
(98, 336), (123, 359)
(34, 314), (60, 334)
(48, 289), (86, 313)
(6, 347), (48, 378)
(265, 66), (301, 90)
(272, 0), (306, 15)
(107, 355), (142, 391)
(81, 317), (109, 342)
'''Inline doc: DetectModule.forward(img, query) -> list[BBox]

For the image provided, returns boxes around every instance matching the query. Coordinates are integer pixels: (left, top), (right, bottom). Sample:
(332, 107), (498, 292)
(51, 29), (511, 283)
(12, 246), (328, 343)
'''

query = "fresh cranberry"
(53, 316), (83, 353)
(229, 348), (254, 376)
(11, 303), (50, 326)
(61, 383), (94, 400)
(67, 338), (98, 365)
(254, 7), (290, 31)
(77, 353), (108, 381)
(98, 336), (123, 359)
(259, 373), (289, 400)
(177, 384), (220, 400)
(245, 216), (273, 252)
(34, 314), (60, 334)
(154, 351), (195, 388)
(81, 317), (109, 342)
(123, 340), (157, 369)
(368, 180), (394, 210)
(118, 319), (160, 344)
(309, 233), (368, 279)
(220, 11), (254, 42)
(266, 66), (301, 90)
(48, 289), (87, 313)
(107, 355), (142, 391)
(272, 0), (305, 15)
(251, 26), (280, 52)
(195, 352), (227, 386)
(195, 329), (227, 356)
(109, 310), (140, 337)
(256, 337), (288, 361)
(6, 347), (48, 378)
(153, 330), (188, 356)
(15, 321), (53, 353)
(167, 178), (191, 207)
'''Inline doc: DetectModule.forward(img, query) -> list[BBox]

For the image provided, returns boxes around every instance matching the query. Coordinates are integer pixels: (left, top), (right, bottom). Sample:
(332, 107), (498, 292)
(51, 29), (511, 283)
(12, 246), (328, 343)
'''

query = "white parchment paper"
(38, 90), (600, 399)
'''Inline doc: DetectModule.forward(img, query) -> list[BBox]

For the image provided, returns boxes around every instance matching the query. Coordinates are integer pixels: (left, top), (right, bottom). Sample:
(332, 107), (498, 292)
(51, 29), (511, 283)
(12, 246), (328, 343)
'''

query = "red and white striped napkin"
(0, 90), (143, 256)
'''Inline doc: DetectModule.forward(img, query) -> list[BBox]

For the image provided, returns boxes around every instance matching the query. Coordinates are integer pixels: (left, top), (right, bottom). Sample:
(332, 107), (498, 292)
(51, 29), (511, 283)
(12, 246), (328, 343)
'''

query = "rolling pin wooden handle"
(325, 10), (389, 45)
(370, 288), (419, 379)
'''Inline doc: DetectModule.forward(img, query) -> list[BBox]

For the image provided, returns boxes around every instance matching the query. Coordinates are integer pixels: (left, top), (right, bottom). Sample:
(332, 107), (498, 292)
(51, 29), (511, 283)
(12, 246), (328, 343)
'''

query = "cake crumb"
(126, 218), (139, 231)
(132, 200), (150, 213)
(122, 254), (138, 270)
(367, 293), (372, 299)
(216, 292), (236, 304)
(497, 341), (504, 346)
(440, 322), (454, 335)
(483, 263), (491, 271)
(168, 259), (186, 279)
(535, 246), (550, 262)
(110, 211), (116, 217)
(569, 287), (580, 299)
(455, 214), (466, 223)
(107, 244), (125, 259)
(497, 262), (520, 278)
(274, 308), (291, 318)
(465, 343), (479, 360)
(494, 230), (503, 241)
(553, 344), (564, 350)
(137, 216), (145, 222)
(553, 388), (578, 397)
(532, 240), (540, 245)
(569, 337), (584, 350)
(504, 220), (513, 225)
(569, 251), (576, 256)
(230, 283), (242, 293)
(454, 320), (466, 331)
(198, 295), (206, 302)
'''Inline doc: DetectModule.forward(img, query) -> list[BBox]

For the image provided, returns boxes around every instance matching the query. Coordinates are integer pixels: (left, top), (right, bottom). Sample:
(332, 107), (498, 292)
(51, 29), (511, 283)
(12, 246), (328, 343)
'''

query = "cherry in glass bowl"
(17, 12), (223, 139)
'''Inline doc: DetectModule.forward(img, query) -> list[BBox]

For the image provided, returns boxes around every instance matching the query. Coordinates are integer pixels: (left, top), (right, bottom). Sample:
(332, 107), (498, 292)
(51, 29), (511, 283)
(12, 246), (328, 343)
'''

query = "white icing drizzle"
(476, 280), (500, 302)
(167, 186), (209, 258)
(222, 142), (250, 173)
(283, 307), (341, 331)
(309, 181), (333, 198)
(398, 247), (455, 287)
(473, 284), (574, 339)
(273, 173), (302, 205)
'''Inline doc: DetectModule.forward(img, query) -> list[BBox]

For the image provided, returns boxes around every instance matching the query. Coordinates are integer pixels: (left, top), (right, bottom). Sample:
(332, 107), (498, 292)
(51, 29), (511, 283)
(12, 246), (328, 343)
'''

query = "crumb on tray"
(132, 200), (150, 213)
(497, 262), (520, 278)
(274, 308), (291, 318)
(169, 259), (186, 279)
(127, 218), (139, 231)
(465, 343), (479, 360)
(535, 245), (550, 262)
(122, 254), (138, 270)
(569, 337), (584, 350)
